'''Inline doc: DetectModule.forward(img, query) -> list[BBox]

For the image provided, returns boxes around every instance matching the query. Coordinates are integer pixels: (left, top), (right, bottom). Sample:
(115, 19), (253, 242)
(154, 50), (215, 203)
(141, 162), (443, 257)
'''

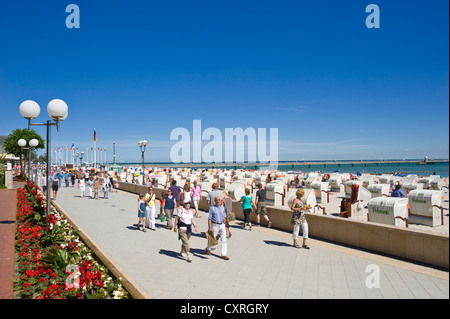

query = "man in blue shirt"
(206, 196), (229, 260)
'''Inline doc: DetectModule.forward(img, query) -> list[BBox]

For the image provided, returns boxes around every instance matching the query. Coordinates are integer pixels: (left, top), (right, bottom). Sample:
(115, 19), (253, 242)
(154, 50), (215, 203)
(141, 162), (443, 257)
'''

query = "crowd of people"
(33, 167), (311, 263)
(32, 166), (120, 201)
(132, 179), (310, 263)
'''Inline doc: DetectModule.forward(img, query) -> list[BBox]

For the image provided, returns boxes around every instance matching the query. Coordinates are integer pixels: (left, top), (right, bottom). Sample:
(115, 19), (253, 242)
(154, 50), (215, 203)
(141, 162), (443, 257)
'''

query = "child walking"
(159, 191), (167, 221)
(137, 194), (147, 232)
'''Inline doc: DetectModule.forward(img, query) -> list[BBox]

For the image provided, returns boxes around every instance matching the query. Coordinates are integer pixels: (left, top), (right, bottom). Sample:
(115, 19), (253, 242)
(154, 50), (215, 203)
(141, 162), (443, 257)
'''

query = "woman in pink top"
(191, 180), (201, 217)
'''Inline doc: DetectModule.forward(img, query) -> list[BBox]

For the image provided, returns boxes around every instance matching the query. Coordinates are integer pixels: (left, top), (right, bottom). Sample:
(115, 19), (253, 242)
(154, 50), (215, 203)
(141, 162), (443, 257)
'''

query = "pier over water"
(145, 159), (449, 169)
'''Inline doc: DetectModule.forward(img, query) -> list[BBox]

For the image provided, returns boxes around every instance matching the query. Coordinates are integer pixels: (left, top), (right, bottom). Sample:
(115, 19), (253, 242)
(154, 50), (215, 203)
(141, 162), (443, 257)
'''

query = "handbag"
(206, 230), (218, 247)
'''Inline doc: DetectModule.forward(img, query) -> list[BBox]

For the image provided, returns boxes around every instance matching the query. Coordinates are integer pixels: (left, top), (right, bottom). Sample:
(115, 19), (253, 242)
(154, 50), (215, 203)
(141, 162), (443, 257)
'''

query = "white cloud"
(275, 105), (306, 113)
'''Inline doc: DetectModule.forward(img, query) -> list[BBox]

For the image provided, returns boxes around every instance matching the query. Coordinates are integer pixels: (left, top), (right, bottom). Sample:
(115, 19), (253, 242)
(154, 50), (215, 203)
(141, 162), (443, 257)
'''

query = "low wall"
(117, 182), (449, 269)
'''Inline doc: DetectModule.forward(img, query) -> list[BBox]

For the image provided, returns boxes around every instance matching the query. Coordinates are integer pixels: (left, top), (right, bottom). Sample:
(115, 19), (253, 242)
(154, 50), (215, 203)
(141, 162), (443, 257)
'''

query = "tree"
(3, 128), (45, 177)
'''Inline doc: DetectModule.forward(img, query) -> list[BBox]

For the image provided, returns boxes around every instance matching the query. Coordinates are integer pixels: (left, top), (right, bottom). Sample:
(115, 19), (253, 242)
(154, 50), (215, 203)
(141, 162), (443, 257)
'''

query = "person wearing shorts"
(255, 183), (272, 228)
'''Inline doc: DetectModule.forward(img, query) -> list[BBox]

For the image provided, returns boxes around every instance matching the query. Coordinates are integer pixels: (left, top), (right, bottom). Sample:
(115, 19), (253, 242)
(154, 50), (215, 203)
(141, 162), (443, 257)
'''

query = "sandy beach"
(109, 166), (449, 236)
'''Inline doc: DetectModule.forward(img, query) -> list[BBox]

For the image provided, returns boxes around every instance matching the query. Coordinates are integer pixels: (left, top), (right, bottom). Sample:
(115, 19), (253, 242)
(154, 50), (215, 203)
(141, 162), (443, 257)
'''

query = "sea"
(114, 160), (449, 177)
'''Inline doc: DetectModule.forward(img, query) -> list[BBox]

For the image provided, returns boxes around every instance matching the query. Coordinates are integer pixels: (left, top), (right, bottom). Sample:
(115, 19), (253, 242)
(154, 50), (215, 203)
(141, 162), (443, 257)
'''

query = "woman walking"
(174, 201), (198, 262)
(87, 177), (94, 198)
(182, 183), (191, 205)
(42, 172), (47, 193)
(70, 172), (76, 187)
(240, 188), (254, 230)
(191, 180), (201, 217)
(78, 177), (86, 198)
(93, 176), (101, 199)
(163, 189), (177, 230)
(223, 190), (234, 238)
(145, 186), (156, 230)
(52, 174), (60, 200)
(291, 189), (310, 249)
(103, 175), (111, 199)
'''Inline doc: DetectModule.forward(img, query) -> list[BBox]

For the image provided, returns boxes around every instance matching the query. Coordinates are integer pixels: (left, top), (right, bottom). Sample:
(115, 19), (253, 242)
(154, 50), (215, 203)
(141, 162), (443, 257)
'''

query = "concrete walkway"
(53, 185), (449, 299)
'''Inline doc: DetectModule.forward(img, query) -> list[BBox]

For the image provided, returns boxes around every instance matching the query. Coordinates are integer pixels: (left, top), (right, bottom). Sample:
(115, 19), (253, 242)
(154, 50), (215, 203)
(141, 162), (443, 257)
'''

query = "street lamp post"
(19, 99), (68, 217)
(28, 139), (39, 181)
(113, 141), (116, 164)
(138, 140), (148, 185)
(17, 139), (27, 179)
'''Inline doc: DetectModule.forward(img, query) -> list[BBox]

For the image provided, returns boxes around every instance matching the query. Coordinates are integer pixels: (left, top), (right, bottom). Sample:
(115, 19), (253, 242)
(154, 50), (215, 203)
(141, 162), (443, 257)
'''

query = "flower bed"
(14, 180), (128, 299)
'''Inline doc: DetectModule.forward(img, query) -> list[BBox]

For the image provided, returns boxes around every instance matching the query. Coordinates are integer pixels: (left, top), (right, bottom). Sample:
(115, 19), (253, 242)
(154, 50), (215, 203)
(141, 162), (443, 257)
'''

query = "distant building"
(0, 136), (19, 161)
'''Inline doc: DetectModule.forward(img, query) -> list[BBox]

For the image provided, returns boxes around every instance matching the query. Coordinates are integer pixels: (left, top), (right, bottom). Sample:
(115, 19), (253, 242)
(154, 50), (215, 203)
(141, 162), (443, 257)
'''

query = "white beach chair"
(329, 174), (343, 193)
(265, 182), (286, 206)
(408, 190), (445, 227)
(310, 181), (330, 204)
(367, 197), (409, 228)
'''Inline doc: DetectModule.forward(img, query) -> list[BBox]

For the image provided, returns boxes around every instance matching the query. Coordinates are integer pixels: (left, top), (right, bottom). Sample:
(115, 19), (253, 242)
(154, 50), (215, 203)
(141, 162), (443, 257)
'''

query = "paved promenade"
(53, 185), (449, 299)
(0, 188), (17, 299)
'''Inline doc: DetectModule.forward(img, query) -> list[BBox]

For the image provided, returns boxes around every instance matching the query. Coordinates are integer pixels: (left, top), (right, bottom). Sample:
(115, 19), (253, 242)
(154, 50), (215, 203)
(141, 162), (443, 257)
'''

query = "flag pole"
(94, 128), (97, 171)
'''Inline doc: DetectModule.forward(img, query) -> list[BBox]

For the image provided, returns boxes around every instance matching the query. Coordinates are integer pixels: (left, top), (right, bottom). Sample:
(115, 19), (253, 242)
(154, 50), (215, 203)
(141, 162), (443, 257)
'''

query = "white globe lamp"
(18, 139), (27, 147)
(19, 100), (40, 120)
(47, 99), (68, 122)
(29, 139), (39, 148)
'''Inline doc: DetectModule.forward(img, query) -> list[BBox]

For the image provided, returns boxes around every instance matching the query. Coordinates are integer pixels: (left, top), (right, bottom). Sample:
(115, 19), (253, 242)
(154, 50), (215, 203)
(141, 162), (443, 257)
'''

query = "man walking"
(206, 196), (229, 260)
(255, 183), (272, 228)
(206, 183), (223, 210)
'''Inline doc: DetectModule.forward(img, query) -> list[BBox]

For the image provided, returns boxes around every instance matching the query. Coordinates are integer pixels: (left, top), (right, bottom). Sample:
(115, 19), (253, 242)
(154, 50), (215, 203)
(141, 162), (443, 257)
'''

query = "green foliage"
(40, 248), (70, 275)
(3, 128), (45, 157)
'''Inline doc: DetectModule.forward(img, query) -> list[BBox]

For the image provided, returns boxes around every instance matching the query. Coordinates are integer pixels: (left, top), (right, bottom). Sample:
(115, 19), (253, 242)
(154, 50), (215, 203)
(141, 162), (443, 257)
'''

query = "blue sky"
(0, 0), (448, 163)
